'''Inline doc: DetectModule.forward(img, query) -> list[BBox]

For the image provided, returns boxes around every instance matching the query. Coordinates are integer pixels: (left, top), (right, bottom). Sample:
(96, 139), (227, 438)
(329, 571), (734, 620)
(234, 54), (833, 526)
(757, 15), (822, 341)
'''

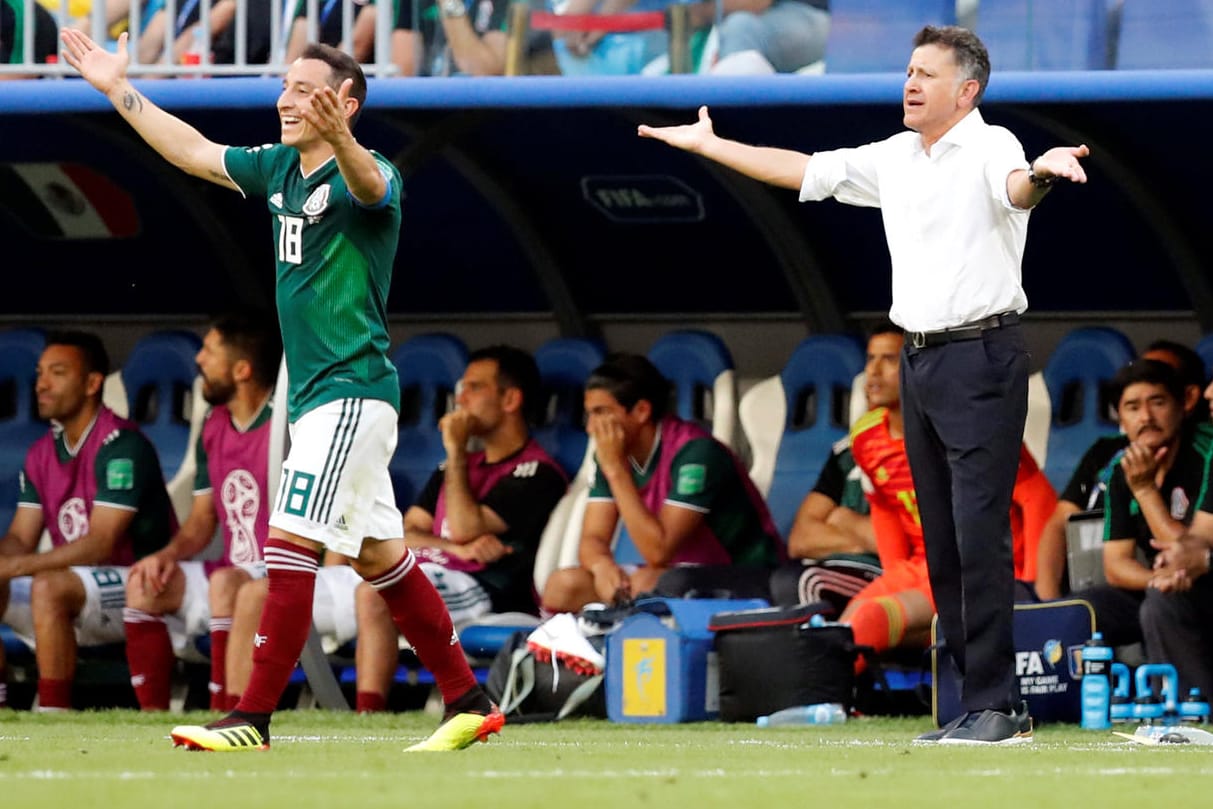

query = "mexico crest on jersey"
(303, 184), (331, 217)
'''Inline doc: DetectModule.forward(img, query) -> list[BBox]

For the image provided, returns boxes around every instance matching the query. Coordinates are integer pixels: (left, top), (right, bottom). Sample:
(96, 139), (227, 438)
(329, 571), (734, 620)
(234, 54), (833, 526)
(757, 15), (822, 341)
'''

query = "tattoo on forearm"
(121, 91), (144, 114)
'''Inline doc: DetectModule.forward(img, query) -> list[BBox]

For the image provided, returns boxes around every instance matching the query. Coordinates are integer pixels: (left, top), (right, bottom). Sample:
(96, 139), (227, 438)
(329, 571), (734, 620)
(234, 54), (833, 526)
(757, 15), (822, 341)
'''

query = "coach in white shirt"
(638, 25), (1088, 744)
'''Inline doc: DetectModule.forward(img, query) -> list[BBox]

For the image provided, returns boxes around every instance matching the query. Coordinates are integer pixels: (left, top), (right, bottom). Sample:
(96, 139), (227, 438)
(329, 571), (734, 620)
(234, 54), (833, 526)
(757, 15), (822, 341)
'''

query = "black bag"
(709, 602), (857, 722)
(484, 630), (607, 723)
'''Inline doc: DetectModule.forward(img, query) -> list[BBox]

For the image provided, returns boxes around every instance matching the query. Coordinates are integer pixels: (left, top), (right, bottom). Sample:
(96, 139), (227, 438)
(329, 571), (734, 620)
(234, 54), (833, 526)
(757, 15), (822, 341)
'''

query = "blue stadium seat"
(390, 333), (468, 509)
(977, 0), (1111, 71)
(1117, 0), (1213, 69)
(0, 328), (46, 532)
(120, 329), (203, 482)
(739, 334), (865, 539)
(825, 0), (956, 72)
(1197, 333), (1213, 383)
(533, 337), (606, 478)
(1041, 326), (1135, 491)
(648, 329), (738, 449)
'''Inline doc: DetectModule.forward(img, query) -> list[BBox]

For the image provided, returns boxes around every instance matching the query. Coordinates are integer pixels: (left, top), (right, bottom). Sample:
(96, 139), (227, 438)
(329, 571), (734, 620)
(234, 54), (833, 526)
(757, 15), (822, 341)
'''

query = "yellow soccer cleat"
(405, 708), (505, 752)
(171, 720), (270, 752)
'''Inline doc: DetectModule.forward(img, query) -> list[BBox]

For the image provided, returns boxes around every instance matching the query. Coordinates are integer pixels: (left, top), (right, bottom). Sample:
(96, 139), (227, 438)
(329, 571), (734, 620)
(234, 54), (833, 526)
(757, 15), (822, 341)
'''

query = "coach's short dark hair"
(46, 330), (110, 378)
(468, 345), (542, 425)
(300, 43), (368, 128)
(1110, 359), (1185, 407)
(1144, 339), (1206, 391)
(586, 353), (672, 421)
(913, 25), (991, 105)
(210, 310), (282, 390)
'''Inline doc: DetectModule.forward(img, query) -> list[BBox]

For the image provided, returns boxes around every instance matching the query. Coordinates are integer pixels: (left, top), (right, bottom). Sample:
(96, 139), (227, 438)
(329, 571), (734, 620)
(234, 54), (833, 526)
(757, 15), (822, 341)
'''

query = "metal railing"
(2, 0), (398, 77)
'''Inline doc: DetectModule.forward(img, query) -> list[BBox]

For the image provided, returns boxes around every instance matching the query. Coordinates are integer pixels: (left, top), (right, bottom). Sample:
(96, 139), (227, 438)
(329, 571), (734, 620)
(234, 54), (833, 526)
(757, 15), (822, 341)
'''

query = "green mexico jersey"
(223, 144), (402, 420)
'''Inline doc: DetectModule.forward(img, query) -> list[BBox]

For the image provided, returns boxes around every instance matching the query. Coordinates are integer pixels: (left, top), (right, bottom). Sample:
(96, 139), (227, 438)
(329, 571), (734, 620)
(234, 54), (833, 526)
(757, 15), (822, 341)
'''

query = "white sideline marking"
(3, 765), (1210, 781)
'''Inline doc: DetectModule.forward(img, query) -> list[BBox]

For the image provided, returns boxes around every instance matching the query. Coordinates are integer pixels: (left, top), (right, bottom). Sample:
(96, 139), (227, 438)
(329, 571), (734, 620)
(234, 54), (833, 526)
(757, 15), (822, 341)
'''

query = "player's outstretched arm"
(60, 29), (236, 190)
(638, 105), (810, 191)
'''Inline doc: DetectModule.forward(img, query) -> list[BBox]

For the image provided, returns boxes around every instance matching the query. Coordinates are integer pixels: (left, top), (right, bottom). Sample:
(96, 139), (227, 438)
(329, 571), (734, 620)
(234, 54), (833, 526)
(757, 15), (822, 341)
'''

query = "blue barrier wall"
(3, 73), (1212, 335)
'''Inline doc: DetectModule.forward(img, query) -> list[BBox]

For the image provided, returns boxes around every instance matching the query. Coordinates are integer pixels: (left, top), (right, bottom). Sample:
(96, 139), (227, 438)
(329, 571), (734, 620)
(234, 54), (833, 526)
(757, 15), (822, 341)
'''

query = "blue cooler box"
(606, 598), (767, 723)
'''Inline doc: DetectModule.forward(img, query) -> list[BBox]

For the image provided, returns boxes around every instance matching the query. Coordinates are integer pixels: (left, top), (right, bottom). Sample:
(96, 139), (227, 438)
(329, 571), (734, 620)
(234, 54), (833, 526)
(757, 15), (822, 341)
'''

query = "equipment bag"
(708, 601), (856, 723)
(484, 624), (607, 723)
(931, 598), (1095, 727)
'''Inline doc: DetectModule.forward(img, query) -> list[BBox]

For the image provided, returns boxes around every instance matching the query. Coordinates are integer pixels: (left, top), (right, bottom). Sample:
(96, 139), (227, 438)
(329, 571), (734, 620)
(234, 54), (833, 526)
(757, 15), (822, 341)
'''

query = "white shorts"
(169, 561), (267, 654)
(270, 398), (404, 558)
(313, 565), (362, 651)
(3, 566), (130, 647)
(418, 562), (492, 628)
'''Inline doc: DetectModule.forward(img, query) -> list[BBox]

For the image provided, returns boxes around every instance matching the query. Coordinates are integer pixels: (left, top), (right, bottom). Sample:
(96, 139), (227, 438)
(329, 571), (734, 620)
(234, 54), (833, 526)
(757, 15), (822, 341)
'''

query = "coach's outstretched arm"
(60, 29), (236, 191)
(638, 105), (810, 191)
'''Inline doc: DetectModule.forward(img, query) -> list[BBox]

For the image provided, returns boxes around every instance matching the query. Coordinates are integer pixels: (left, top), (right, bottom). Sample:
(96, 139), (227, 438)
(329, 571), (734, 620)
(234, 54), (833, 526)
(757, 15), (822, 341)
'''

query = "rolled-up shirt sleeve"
(799, 144), (883, 208)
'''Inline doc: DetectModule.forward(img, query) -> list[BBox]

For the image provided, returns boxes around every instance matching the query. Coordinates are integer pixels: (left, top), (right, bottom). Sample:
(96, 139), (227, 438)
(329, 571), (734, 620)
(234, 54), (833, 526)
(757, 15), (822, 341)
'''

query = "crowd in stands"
(3, 1), (1211, 79)
(2, 318), (1213, 714)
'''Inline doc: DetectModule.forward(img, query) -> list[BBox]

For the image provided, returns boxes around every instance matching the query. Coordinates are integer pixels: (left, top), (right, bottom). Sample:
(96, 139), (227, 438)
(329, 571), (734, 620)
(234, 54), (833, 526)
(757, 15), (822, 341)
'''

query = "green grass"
(0, 711), (1208, 808)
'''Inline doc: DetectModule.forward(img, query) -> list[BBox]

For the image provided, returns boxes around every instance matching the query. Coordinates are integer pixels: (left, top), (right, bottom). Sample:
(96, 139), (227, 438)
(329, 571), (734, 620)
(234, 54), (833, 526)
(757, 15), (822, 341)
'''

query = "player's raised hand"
(638, 105), (716, 154)
(300, 77), (355, 145)
(61, 29), (130, 95)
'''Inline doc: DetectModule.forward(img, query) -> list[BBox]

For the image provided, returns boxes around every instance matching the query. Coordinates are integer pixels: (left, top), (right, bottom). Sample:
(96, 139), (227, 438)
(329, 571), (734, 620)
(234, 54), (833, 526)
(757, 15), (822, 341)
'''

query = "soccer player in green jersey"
(61, 29), (502, 753)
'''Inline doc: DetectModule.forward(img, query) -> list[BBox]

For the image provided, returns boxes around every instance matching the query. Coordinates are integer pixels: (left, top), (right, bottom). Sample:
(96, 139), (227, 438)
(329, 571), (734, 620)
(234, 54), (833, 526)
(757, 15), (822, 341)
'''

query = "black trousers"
(1140, 578), (1213, 700)
(901, 323), (1029, 713)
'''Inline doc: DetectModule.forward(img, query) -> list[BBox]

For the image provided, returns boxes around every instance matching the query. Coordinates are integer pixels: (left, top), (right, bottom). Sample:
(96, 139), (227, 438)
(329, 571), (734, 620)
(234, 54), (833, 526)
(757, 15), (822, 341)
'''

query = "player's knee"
(30, 570), (84, 616)
(540, 568), (588, 613)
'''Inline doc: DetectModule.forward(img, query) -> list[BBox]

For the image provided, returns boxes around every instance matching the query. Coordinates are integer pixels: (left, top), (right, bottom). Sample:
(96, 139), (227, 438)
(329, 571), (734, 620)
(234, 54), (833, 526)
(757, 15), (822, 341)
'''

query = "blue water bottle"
(756, 703), (847, 727)
(1081, 631), (1113, 730)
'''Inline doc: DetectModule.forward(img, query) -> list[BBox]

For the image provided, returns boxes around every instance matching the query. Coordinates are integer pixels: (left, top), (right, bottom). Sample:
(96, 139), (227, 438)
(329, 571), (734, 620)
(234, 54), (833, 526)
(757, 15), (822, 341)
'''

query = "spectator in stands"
(0, 331), (175, 710)
(1073, 360), (1213, 650)
(1033, 342), (1206, 600)
(283, 0), (525, 77)
(350, 345), (567, 712)
(639, 24), (1088, 745)
(541, 353), (783, 613)
(552, 0), (683, 76)
(689, 0), (829, 75)
(139, 0), (277, 67)
(122, 312), (280, 712)
(2, 0), (58, 78)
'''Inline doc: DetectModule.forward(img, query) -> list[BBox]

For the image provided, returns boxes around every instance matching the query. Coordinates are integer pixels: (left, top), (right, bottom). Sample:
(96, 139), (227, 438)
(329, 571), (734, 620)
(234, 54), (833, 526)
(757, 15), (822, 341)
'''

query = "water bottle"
(1080, 631), (1113, 730)
(756, 703), (847, 727)
(1180, 688), (1210, 723)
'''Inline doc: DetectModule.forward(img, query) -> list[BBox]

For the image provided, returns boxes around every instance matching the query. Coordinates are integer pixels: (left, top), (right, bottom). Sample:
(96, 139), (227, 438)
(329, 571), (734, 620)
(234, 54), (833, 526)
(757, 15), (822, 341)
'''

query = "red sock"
(124, 608), (174, 711)
(235, 539), (320, 715)
(846, 596), (907, 673)
(38, 678), (72, 710)
(208, 617), (232, 711)
(356, 691), (387, 713)
(368, 551), (476, 705)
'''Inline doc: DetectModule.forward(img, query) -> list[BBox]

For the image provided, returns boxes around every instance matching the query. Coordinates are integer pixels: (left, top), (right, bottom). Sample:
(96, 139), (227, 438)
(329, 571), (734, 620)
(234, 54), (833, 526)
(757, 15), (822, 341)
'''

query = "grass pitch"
(0, 710), (1208, 808)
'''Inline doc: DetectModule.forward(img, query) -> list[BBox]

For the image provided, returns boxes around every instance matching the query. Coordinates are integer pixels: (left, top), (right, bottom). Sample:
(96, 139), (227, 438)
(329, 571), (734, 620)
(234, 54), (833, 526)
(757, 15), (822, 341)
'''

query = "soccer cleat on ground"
(171, 719), (270, 752)
(405, 708), (505, 752)
(937, 701), (1033, 745)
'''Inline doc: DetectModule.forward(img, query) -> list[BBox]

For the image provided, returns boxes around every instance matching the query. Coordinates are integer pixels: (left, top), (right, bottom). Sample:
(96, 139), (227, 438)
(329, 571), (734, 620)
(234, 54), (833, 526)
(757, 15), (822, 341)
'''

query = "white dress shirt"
(800, 109), (1032, 333)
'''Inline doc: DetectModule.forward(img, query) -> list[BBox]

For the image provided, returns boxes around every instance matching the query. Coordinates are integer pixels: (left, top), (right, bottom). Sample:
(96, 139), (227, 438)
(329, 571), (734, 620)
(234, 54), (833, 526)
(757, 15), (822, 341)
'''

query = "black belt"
(909, 312), (1020, 349)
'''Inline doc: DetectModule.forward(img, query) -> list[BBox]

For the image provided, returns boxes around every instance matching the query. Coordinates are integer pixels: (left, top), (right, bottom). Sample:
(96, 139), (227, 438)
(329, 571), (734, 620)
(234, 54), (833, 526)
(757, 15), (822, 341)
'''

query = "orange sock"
(846, 596), (908, 673)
